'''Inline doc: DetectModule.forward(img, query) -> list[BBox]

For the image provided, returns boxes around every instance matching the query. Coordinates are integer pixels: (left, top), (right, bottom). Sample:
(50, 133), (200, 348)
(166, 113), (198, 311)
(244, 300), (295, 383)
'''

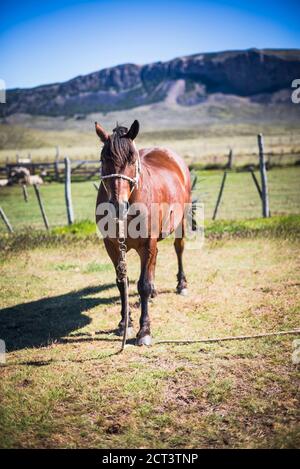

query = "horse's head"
(95, 120), (140, 216)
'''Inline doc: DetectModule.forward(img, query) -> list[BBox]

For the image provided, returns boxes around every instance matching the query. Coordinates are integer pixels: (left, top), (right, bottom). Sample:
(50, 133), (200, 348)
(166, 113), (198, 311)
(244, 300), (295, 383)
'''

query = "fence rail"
(0, 159), (100, 182)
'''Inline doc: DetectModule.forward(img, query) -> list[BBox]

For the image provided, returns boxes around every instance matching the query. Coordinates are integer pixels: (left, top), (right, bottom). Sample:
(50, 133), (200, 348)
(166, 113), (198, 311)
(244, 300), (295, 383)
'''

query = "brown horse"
(95, 120), (191, 345)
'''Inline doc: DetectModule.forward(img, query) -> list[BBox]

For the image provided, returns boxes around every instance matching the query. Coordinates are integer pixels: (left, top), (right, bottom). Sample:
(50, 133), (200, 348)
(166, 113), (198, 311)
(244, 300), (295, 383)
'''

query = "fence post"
(22, 184), (28, 202)
(249, 168), (262, 201)
(190, 171), (198, 191)
(33, 184), (50, 230)
(212, 171), (227, 220)
(0, 206), (13, 233)
(257, 134), (270, 218)
(54, 146), (60, 181)
(227, 148), (233, 169)
(64, 157), (74, 225)
(5, 156), (9, 179)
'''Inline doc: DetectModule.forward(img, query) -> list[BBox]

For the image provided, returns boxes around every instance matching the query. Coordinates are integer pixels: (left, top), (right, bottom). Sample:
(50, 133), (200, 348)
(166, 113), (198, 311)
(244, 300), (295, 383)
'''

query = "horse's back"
(140, 147), (191, 196)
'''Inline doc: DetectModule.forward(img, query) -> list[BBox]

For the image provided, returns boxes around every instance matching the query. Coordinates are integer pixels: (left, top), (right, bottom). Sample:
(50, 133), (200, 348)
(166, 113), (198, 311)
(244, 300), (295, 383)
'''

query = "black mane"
(102, 125), (136, 167)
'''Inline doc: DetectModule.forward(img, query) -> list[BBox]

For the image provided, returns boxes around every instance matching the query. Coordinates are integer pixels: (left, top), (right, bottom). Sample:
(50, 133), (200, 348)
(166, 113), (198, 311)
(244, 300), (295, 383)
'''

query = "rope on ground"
(155, 328), (300, 345)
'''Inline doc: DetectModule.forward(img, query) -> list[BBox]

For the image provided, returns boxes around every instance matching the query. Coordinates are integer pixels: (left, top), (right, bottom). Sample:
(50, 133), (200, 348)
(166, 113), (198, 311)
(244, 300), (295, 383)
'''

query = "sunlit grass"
(0, 233), (299, 448)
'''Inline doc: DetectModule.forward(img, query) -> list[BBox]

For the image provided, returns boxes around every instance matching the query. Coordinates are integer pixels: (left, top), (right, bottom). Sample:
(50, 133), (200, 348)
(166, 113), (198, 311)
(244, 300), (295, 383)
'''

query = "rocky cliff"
(2, 48), (300, 116)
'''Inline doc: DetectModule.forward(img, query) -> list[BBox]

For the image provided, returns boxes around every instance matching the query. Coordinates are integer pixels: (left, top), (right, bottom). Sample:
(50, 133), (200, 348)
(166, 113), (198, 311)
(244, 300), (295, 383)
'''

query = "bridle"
(99, 151), (141, 197)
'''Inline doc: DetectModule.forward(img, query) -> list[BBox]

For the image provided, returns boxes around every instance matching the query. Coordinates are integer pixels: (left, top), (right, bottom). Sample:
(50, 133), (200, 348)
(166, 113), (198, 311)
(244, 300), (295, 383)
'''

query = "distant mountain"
(1, 48), (300, 117)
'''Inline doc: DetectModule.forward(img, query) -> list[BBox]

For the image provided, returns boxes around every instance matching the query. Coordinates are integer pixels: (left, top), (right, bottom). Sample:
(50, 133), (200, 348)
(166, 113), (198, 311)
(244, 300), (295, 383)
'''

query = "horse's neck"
(132, 164), (150, 202)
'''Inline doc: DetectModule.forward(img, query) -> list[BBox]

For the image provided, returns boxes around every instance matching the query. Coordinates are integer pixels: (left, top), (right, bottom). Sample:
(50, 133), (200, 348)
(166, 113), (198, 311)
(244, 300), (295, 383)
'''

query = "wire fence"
(0, 181), (96, 232)
(193, 166), (300, 220)
(0, 166), (299, 233)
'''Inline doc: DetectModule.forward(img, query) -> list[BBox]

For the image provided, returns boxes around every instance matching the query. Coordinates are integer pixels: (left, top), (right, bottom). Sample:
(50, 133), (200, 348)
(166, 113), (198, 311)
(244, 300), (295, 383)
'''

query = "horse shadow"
(0, 283), (120, 352)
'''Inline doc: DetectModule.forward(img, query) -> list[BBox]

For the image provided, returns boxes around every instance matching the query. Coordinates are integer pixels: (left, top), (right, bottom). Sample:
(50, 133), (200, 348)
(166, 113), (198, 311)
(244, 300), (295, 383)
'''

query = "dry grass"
(0, 236), (299, 448)
(1, 115), (300, 167)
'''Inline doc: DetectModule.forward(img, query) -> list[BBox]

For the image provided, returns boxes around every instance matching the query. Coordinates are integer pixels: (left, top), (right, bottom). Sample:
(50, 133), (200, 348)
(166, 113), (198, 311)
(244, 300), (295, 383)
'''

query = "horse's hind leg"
(174, 221), (188, 295)
(150, 245), (158, 298)
(104, 239), (134, 337)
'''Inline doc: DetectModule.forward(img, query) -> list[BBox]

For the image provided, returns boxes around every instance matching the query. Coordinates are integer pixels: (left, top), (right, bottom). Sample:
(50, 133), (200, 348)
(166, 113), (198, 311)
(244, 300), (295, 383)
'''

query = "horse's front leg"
(115, 277), (135, 338)
(104, 239), (134, 337)
(136, 240), (157, 346)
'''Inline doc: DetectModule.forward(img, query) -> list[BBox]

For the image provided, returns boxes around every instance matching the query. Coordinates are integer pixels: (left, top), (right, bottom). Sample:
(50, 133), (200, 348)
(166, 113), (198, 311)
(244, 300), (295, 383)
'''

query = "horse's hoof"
(136, 335), (152, 346)
(178, 288), (188, 296)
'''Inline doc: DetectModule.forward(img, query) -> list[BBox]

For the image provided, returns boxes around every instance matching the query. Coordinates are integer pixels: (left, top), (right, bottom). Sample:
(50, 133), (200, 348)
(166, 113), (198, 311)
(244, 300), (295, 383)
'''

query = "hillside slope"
(2, 48), (300, 116)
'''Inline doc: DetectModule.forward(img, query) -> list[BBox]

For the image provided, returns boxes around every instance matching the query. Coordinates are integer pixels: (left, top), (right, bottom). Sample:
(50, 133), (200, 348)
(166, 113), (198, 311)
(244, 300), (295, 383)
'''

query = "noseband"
(99, 152), (141, 196)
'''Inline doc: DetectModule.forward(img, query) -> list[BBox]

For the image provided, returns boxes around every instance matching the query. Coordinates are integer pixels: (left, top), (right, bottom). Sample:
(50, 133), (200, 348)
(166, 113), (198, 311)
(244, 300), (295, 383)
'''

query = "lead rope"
(116, 219), (129, 351)
(156, 328), (300, 345)
(98, 153), (141, 352)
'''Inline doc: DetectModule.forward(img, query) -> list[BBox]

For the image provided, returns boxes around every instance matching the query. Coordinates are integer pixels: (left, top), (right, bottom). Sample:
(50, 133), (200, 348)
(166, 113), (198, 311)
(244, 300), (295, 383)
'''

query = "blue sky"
(0, 0), (299, 89)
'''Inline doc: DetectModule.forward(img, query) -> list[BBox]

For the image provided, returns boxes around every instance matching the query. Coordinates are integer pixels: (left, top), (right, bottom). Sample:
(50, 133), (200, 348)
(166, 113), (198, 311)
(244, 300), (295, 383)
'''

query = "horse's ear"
(95, 122), (109, 143)
(124, 120), (139, 140)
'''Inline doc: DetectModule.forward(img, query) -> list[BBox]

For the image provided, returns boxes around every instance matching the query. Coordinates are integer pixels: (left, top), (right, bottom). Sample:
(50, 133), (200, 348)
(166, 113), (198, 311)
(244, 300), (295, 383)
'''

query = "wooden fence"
(0, 134), (274, 233)
(0, 159), (100, 182)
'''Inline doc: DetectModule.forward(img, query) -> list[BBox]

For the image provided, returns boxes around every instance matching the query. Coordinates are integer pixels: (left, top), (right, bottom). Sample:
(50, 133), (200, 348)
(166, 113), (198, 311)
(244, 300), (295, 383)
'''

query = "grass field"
(0, 227), (299, 448)
(0, 135), (299, 447)
(0, 167), (299, 232)
(1, 106), (300, 167)
(1, 126), (300, 166)
(1, 68), (300, 451)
